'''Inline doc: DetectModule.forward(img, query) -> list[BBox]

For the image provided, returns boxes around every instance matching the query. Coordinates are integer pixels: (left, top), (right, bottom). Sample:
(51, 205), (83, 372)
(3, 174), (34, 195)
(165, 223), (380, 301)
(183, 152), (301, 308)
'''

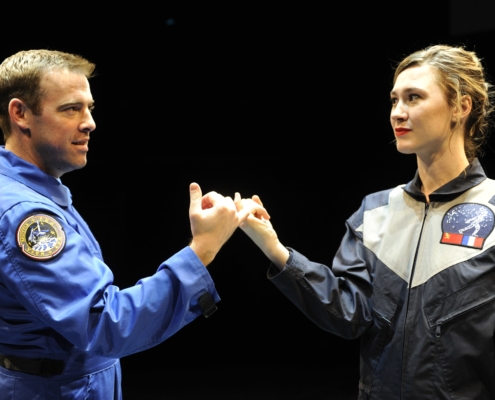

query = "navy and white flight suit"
(270, 159), (495, 399)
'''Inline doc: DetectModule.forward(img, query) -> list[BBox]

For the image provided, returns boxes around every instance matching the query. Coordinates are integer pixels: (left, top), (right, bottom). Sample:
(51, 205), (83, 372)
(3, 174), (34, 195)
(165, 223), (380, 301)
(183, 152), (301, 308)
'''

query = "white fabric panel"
(361, 179), (495, 288)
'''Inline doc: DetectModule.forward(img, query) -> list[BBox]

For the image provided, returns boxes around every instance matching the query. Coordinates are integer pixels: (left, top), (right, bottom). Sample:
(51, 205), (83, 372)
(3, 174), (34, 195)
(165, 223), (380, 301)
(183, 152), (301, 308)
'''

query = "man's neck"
(5, 138), (55, 178)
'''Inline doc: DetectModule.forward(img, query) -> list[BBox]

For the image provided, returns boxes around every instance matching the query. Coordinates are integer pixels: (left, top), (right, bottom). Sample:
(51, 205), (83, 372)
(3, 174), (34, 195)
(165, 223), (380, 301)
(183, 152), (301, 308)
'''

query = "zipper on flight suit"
(435, 296), (495, 337)
(399, 202), (430, 399)
(377, 314), (392, 325)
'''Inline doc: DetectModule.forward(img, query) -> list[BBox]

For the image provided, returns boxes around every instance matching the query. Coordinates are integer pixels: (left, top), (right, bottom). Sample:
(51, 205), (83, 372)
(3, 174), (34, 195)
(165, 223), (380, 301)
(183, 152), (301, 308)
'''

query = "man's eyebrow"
(57, 101), (95, 109)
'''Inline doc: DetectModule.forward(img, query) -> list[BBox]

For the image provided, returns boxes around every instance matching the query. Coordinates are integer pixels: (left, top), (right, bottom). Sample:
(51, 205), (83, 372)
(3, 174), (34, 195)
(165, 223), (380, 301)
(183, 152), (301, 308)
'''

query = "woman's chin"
(395, 144), (416, 155)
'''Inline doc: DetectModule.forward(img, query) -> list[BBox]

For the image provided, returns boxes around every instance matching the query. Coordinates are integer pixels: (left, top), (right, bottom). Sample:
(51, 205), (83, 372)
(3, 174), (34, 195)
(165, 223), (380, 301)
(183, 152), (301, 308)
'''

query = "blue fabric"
(0, 360), (122, 400)
(0, 147), (220, 399)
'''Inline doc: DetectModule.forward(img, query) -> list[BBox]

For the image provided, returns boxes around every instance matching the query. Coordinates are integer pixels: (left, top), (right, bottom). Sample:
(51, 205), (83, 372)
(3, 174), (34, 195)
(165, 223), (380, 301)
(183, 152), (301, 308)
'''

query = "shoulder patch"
(440, 203), (495, 249)
(16, 214), (66, 260)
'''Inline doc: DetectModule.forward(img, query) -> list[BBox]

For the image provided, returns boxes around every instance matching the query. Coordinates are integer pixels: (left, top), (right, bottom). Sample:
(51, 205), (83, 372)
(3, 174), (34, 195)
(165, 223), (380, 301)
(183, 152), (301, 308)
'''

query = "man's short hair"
(0, 50), (95, 141)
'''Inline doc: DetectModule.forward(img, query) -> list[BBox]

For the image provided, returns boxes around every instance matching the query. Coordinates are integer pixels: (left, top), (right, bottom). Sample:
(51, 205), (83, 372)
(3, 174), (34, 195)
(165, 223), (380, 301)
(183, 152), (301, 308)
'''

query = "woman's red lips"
(395, 127), (411, 136)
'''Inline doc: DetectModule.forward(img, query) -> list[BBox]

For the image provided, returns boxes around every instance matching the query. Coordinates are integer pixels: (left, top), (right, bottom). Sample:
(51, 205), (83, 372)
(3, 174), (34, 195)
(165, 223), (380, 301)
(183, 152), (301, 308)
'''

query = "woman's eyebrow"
(390, 87), (422, 96)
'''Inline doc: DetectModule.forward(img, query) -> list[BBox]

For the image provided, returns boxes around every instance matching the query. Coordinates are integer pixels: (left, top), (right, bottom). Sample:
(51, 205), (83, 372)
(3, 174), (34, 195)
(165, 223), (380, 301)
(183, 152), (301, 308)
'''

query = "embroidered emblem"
(16, 214), (66, 260)
(440, 203), (495, 249)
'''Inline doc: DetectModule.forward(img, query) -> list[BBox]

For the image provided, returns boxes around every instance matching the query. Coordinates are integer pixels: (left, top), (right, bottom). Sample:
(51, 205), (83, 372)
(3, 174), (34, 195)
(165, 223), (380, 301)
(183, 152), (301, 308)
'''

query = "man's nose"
(80, 109), (96, 132)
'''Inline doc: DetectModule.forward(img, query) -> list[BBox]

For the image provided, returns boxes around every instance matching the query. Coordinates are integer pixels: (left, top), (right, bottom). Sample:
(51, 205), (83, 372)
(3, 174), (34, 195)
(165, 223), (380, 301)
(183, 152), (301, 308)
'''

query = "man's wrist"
(189, 238), (218, 267)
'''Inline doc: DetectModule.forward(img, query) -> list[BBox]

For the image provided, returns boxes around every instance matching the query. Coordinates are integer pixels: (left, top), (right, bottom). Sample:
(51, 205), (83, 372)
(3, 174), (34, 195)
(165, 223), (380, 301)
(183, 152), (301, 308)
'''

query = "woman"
(238, 45), (495, 399)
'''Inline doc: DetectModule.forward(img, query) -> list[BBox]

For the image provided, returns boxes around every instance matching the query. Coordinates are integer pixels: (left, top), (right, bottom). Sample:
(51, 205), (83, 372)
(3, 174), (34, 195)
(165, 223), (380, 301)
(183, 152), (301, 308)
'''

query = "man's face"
(26, 68), (95, 177)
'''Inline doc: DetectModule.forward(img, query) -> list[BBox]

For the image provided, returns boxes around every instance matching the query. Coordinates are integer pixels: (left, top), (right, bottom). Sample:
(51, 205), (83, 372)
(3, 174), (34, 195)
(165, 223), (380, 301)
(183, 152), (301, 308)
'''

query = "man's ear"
(8, 98), (31, 133)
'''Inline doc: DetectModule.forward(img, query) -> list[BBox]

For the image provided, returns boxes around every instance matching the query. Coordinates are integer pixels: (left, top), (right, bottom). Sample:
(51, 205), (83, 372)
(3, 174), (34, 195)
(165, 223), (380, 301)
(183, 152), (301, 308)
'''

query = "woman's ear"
(459, 95), (472, 121)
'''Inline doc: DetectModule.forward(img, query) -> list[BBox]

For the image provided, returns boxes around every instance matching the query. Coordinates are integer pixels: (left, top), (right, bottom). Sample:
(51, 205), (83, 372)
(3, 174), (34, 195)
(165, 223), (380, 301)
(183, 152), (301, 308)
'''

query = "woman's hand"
(234, 194), (290, 270)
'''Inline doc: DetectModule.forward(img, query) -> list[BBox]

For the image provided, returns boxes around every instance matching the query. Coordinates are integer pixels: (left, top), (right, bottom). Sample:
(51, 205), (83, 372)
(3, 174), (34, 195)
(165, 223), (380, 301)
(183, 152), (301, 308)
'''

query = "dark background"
(2, 2), (495, 399)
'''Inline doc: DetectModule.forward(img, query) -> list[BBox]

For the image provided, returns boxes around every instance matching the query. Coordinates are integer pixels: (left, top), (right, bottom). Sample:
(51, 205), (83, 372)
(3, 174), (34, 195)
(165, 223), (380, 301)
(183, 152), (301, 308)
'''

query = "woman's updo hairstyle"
(394, 45), (494, 161)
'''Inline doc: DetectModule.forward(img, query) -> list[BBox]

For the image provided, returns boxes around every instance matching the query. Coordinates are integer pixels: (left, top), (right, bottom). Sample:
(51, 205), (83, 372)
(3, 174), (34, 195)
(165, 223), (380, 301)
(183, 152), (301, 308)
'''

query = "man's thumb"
(189, 182), (202, 211)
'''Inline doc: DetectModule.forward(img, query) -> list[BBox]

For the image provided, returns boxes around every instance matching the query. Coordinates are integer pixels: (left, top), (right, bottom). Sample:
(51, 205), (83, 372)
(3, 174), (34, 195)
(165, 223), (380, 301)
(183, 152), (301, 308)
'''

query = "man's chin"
(54, 159), (88, 178)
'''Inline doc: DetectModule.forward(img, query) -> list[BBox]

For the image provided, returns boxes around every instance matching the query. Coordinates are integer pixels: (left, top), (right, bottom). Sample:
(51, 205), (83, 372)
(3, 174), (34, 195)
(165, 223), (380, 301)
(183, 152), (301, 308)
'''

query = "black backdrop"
(2, 2), (495, 399)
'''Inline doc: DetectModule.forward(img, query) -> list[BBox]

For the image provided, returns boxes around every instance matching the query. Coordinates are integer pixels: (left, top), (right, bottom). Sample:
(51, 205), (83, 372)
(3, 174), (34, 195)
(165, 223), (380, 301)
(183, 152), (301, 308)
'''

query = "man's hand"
(235, 195), (290, 270)
(188, 183), (269, 267)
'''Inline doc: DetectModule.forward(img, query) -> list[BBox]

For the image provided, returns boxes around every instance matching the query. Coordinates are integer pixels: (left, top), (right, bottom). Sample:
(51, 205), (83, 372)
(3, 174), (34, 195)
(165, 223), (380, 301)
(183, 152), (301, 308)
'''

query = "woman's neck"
(417, 150), (469, 202)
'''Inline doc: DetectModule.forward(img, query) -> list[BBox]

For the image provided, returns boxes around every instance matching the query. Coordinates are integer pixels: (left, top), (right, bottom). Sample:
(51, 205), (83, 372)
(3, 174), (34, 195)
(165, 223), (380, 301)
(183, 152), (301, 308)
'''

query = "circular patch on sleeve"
(16, 214), (66, 260)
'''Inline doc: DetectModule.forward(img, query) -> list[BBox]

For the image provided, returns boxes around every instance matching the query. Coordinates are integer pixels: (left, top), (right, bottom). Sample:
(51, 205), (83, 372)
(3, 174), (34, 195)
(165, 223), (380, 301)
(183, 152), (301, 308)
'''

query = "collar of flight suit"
(402, 158), (487, 203)
(0, 146), (72, 207)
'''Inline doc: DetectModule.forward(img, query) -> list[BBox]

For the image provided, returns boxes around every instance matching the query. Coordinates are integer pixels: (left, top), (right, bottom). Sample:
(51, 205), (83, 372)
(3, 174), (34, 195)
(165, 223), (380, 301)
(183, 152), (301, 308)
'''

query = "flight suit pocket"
(359, 287), (397, 397)
(425, 275), (495, 399)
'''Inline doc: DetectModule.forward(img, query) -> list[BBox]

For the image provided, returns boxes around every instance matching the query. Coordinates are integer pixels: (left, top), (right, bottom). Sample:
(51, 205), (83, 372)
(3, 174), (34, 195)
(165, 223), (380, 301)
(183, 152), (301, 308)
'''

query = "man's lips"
(72, 139), (89, 145)
(395, 127), (411, 137)
(72, 139), (89, 150)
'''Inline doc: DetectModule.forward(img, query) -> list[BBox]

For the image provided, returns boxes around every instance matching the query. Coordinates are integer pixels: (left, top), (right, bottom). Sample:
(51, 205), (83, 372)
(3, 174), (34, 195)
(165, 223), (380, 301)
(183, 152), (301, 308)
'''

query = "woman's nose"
(391, 101), (408, 122)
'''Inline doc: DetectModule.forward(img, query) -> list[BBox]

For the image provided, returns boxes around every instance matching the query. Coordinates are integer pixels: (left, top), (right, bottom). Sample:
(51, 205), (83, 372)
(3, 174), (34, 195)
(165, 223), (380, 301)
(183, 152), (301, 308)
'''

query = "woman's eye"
(409, 94), (419, 101)
(390, 97), (398, 105)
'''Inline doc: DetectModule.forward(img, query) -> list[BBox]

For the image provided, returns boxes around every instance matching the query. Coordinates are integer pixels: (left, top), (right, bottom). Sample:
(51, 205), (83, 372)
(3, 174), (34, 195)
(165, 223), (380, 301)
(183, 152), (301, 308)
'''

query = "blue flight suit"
(0, 147), (219, 399)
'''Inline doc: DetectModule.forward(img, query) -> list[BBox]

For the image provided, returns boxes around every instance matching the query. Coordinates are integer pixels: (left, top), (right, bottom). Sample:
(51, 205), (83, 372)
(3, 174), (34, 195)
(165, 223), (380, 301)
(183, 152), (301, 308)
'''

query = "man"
(0, 49), (265, 399)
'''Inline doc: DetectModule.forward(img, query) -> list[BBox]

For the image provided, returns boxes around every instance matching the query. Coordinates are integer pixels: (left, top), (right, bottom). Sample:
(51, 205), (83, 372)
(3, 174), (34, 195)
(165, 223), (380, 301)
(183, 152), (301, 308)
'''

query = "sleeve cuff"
(267, 247), (293, 279)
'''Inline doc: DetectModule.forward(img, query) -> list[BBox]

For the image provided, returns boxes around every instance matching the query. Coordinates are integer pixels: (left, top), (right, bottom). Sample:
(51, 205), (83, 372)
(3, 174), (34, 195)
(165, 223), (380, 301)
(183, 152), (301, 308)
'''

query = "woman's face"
(390, 64), (459, 159)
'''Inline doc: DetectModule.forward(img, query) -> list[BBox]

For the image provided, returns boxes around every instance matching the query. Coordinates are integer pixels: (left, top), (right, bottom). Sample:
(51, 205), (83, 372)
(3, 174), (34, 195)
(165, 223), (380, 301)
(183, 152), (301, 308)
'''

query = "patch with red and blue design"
(440, 203), (494, 249)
